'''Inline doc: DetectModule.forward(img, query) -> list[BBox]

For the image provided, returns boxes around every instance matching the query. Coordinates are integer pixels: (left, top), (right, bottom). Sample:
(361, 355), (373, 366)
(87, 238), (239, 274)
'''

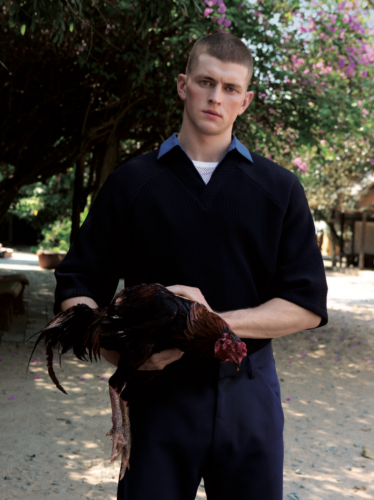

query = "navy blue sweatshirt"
(54, 138), (328, 355)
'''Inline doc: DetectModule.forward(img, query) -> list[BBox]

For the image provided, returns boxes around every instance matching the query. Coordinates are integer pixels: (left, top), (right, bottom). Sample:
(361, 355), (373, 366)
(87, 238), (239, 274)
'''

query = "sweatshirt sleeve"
(273, 178), (328, 327)
(53, 171), (125, 315)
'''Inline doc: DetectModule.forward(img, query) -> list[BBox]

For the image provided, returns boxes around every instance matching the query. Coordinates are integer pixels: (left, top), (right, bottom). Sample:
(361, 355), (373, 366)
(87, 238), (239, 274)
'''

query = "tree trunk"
(70, 155), (86, 245)
(0, 183), (19, 227)
(83, 142), (106, 211)
(327, 221), (339, 268)
(339, 212), (344, 267)
(91, 129), (119, 206)
(359, 212), (367, 270)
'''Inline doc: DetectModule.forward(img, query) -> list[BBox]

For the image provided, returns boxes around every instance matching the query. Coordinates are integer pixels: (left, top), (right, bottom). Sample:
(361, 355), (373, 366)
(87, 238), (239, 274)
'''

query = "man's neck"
(177, 124), (233, 163)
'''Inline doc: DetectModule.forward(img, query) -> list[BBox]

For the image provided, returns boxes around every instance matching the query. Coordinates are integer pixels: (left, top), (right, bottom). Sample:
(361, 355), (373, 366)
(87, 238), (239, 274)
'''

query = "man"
(55, 33), (328, 500)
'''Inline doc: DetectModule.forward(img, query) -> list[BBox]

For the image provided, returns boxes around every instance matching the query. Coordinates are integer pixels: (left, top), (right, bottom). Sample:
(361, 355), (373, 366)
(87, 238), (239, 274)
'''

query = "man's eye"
(201, 80), (210, 85)
(227, 87), (236, 93)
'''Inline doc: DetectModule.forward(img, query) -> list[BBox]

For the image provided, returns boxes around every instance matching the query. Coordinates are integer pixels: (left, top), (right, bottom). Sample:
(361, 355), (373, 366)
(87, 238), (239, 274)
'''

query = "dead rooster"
(27, 283), (247, 480)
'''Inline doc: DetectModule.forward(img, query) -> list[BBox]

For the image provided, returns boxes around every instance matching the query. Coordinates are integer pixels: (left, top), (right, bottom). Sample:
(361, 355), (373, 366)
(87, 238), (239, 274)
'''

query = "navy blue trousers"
(117, 341), (284, 499)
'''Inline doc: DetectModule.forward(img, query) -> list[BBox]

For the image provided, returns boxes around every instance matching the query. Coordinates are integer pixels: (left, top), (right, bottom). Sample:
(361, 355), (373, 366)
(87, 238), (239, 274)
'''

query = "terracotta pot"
(0, 247), (13, 258)
(37, 250), (66, 269)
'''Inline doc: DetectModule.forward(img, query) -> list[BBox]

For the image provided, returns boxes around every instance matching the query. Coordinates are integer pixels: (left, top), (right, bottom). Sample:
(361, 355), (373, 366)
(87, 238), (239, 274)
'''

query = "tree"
(1, 0), (373, 242)
(278, 0), (374, 213)
(278, 0), (374, 264)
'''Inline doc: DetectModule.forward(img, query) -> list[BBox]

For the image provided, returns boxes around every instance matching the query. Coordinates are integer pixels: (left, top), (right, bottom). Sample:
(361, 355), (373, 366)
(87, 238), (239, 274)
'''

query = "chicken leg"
(106, 384), (131, 480)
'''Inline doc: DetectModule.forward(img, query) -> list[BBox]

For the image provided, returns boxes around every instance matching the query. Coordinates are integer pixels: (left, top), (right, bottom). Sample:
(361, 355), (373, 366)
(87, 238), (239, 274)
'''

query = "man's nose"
(208, 85), (223, 104)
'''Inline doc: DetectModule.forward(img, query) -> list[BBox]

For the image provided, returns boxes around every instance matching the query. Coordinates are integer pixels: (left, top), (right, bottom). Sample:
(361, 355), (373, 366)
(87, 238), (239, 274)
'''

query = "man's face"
(177, 53), (254, 136)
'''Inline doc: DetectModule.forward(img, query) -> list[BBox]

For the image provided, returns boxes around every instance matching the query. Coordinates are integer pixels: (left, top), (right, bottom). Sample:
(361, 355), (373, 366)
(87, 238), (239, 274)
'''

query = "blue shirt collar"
(157, 132), (253, 164)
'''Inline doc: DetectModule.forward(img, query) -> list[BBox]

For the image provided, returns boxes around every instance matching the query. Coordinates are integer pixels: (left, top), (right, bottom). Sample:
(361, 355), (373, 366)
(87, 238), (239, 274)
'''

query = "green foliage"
(0, 0), (373, 226)
(8, 171), (74, 232)
(273, 0), (374, 213)
(1, 0), (202, 45)
(32, 203), (89, 252)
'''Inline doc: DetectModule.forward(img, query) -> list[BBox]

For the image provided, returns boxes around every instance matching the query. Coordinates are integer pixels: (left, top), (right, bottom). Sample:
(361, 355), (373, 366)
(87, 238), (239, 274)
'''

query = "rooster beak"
(234, 360), (240, 371)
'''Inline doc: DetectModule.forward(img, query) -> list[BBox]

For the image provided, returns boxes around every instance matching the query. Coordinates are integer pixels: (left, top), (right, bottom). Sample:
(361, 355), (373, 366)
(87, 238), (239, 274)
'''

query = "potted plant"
(31, 204), (89, 270)
(32, 219), (71, 270)
(36, 247), (67, 269)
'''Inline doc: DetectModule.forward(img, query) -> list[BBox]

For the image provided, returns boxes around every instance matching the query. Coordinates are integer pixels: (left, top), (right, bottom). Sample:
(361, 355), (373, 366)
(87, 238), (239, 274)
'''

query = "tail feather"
(26, 303), (108, 393)
(46, 341), (67, 395)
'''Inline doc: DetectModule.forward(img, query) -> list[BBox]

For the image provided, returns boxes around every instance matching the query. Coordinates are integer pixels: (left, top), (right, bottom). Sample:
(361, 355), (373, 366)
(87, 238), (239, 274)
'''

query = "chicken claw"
(107, 385), (131, 480)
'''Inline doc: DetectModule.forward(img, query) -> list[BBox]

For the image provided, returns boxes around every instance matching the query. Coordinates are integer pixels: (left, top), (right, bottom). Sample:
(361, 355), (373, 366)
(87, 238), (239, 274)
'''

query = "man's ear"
(238, 91), (254, 115)
(177, 74), (187, 102)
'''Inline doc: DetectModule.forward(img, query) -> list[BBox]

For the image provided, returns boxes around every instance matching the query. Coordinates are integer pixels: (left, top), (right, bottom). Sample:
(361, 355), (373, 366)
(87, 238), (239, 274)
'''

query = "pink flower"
(339, 58), (346, 68)
(204, 7), (213, 16)
(34, 376), (40, 379)
(223, 19), (231, 27)
(362, 70), (367, 78)
(320, 140), (326, 145)
(217, 4), (226, 13)
(286, 397), (291, 401)
(9, 396), (15, 400)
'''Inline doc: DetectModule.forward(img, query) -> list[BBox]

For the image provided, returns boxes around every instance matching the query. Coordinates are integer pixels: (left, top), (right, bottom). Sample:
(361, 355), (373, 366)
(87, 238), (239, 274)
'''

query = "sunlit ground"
(0, 253), (373, 499)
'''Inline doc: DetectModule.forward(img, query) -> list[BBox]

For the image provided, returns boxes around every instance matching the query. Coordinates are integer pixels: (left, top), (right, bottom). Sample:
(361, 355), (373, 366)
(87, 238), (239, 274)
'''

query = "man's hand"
(137, 348), (184, 370)
(166, 284), (214, 312)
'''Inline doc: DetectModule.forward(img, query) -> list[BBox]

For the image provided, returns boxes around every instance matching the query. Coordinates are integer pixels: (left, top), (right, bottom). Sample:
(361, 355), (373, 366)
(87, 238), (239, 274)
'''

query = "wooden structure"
(0, 273), (29, 330)
(327, 182), (374, 270)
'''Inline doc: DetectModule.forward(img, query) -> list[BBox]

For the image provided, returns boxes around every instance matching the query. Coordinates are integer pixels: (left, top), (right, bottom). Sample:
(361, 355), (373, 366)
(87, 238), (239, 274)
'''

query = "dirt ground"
(0, 256), (373, 500)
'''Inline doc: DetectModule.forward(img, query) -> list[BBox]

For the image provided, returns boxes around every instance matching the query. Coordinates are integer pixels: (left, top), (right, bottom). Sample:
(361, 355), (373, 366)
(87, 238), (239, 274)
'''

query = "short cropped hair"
(186, 33), (254, 89)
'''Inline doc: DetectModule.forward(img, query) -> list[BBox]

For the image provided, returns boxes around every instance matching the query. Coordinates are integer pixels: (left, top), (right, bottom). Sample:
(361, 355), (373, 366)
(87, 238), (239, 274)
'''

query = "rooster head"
(185, 302), (247, 369)
(214, 331), (247, 370)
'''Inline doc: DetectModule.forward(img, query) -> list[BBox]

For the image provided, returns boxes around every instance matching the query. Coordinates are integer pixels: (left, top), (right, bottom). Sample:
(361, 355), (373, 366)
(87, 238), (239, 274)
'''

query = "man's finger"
(166, 285), (199, 302)
(137, 349), (184, 370)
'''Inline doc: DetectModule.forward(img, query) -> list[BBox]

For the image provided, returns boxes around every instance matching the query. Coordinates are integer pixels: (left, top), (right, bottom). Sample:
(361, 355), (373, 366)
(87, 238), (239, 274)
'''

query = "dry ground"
(0, 252), (373, 500)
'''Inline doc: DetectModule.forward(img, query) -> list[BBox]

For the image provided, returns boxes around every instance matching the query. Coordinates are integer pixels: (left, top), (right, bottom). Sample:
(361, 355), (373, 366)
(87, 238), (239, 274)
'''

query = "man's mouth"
(203, 110), (221, 118)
